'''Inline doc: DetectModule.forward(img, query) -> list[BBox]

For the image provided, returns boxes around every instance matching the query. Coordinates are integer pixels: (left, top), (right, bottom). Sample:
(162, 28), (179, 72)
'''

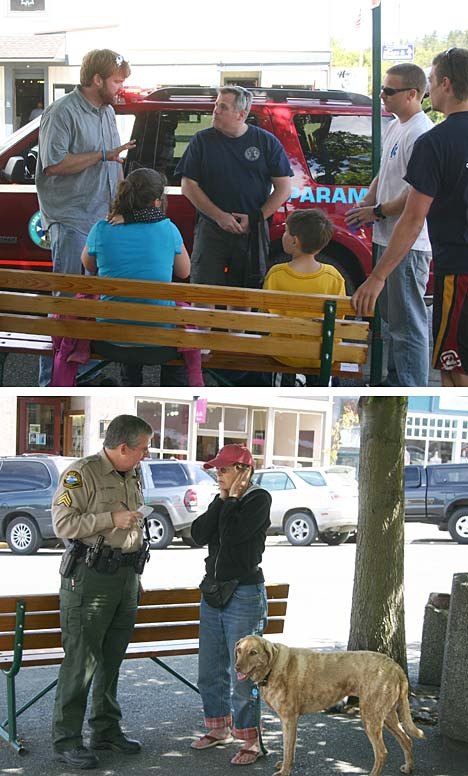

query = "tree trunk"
(348, 396), (408, 674)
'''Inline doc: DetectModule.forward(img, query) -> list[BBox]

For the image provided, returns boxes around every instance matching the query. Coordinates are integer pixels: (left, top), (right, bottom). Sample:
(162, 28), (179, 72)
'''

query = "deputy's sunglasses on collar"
(380, 85), (417, 96)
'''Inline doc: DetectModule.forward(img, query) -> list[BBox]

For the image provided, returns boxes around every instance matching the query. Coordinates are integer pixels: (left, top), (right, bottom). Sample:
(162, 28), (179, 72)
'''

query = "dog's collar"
(257, 671), (271, 687)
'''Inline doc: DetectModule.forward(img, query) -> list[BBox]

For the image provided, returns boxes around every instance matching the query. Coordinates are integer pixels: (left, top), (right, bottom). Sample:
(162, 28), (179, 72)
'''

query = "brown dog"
(235, 635), (424, 776)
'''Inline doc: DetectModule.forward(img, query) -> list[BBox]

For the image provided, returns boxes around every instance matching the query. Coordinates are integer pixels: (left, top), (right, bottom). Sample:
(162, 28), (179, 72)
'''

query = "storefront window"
(137, 400), (189, 458)
(70, 415), (84, 458)
(273, 412), (296, 458)
(224, 407), (247, 433)
(428, 442), (453, 464)
(252, 410), (266, 464)
(298, 413), (316, 459)
(198, 406), (222, 430)
(164, 403), (189, 450)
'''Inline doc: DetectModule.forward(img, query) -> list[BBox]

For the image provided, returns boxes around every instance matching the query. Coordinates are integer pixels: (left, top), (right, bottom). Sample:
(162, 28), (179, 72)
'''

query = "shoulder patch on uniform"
(63, 471), (83, 489)
(56, 491), (72, 507)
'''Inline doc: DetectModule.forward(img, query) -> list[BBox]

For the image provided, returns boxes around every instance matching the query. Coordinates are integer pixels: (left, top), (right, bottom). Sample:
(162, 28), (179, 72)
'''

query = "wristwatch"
(373, 203), (386, 220)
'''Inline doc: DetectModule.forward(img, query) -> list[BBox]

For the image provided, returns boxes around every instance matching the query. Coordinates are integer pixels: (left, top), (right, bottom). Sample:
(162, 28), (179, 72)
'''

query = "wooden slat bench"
(0, 583), (289, 754)
(0, 268), (375, 386)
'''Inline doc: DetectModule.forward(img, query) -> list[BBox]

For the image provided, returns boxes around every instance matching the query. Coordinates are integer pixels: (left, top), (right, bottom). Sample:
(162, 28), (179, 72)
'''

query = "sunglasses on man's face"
(380, 86), (417, 97)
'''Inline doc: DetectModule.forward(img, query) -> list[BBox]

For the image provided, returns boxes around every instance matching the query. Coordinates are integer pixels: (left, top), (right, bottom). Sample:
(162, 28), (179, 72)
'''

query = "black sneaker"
(91, 734), (141, 754)
(54, 746), (99, 769)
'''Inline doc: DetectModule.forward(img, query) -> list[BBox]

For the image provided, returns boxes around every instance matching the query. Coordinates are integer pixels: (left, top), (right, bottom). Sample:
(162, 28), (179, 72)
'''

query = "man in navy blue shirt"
(352, 48), (468, 387)
(175, 86), (292, 288)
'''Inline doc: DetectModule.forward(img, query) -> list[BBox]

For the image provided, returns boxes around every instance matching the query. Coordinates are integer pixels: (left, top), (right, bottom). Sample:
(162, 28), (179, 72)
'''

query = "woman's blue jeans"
(197, 583), (267, 740)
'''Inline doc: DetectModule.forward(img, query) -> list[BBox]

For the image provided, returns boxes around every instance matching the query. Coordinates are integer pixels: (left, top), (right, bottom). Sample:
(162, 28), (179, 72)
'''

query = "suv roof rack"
(147, 86), (371, 106)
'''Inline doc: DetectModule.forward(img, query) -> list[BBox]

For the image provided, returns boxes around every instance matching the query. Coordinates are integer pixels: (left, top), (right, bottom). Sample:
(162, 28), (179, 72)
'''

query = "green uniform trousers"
(53, 560), (139, 752)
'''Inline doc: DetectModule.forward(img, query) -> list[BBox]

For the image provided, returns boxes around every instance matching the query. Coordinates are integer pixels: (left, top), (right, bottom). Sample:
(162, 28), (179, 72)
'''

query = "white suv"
(139, 460), (218, 549)
(251, 467), (358, 546)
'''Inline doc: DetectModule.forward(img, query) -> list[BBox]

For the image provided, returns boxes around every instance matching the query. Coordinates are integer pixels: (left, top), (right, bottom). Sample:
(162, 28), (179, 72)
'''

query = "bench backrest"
(0, 584), (289, 665)
(0, 269), (370, 366)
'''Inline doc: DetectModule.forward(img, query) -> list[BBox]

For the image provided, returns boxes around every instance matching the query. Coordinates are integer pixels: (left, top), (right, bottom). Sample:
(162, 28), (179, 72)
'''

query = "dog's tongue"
(236, 671), (248, 681)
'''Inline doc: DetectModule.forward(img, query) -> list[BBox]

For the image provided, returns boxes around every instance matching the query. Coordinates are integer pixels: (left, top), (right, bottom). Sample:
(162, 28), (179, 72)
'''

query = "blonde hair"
(80, 49), (130, 87)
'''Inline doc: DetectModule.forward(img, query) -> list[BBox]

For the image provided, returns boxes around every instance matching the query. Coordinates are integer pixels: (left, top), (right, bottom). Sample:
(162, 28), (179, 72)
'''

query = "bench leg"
(150, 656), (200, 694)
(0, 673), (25, 754)
(319, 300), (336, 386)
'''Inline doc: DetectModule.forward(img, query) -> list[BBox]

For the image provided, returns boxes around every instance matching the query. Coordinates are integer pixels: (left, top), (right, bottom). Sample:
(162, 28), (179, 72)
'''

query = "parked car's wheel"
(284, 512), (318, 546)
(447, 509), (468, 544)
(6, 515), (43, 555)
(320, 531), (351, 546)
(147, 512), (175, 549)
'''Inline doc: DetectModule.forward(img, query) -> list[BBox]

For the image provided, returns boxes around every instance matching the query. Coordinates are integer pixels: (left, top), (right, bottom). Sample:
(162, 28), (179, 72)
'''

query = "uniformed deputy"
(52, 414), (153, 769)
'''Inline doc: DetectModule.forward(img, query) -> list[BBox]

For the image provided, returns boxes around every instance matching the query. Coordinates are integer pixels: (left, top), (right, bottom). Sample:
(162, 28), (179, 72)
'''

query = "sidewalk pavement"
(1, 651), (467, 776)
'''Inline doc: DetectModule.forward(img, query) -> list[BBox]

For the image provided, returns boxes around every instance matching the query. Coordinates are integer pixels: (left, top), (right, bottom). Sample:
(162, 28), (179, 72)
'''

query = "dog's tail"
(398, 677), (425, 740)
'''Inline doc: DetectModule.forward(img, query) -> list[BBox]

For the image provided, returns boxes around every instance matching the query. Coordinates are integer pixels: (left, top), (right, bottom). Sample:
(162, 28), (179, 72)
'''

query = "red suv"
(0, 86), (389, 291)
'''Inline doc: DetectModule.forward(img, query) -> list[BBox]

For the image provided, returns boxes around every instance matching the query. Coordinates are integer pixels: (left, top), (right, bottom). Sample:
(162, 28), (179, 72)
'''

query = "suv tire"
(6, 515), (43, 554)
(320, 531), (351, 545)
(447, 509), (468, 544)
(284, 512), (318, 546)
(147, 511), (175, 549)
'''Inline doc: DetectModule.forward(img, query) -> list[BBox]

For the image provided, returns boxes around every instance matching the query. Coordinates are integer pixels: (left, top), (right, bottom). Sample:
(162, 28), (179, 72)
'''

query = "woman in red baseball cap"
(190, 445), (271, 766)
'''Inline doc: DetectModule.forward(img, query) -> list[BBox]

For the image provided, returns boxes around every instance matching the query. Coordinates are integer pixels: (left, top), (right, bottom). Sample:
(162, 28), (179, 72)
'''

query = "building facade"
(0, 0), (332, 138)
(2, 390), (333, 468)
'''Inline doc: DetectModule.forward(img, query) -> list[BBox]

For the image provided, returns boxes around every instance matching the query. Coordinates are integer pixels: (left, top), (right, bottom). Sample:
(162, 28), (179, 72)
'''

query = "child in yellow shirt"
(263, 209), (346, 386)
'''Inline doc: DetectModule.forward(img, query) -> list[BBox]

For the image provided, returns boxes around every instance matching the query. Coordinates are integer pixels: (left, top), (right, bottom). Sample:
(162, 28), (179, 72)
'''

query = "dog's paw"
(273, 765), (291, 776)
(400, 766), (413, 774)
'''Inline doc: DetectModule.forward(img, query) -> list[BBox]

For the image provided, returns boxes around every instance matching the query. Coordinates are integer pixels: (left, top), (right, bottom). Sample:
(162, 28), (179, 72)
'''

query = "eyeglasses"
(380, 86), (418, 96)
(442, 47), (457, 80)
(217, 464), (249, 474)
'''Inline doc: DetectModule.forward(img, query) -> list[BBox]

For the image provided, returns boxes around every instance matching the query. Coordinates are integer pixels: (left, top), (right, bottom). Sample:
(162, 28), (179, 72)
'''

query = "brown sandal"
(191, 733), (234, 750)
(230, 746), (263, 765)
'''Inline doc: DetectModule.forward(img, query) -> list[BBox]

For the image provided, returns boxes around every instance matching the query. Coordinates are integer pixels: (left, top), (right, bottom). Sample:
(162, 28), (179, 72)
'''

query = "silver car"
(251, 467), (358, 546)
(139, 460), (218, 549)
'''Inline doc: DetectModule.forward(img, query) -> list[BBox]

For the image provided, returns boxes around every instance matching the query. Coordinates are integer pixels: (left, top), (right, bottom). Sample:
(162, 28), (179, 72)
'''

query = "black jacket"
(191, 485), (271, 584)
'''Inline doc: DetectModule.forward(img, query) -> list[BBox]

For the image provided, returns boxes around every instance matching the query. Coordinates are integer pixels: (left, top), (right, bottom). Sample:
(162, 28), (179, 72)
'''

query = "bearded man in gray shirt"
(36, 48), (136, 385)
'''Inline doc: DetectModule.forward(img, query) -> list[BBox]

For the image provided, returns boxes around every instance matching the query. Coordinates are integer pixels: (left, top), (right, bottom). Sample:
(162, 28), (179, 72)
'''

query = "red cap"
(203, 444), (254, 470)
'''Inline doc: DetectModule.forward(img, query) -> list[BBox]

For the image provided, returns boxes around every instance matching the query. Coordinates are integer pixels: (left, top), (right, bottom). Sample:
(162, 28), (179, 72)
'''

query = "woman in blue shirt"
(81, 168), (202, 386)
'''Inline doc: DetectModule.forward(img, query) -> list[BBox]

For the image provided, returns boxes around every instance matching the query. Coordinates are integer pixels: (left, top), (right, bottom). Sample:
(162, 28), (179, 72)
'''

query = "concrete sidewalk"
(1, 652), (467, 776)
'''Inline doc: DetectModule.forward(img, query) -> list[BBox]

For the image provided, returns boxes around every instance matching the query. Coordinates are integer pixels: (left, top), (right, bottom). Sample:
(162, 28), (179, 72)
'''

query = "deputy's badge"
(56, 491), (72, 507)
(63, 471), (83, 489)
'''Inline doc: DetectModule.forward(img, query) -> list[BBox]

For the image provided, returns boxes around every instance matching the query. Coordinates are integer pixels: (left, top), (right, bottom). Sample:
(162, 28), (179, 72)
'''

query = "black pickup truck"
(404, 463), (468, 543)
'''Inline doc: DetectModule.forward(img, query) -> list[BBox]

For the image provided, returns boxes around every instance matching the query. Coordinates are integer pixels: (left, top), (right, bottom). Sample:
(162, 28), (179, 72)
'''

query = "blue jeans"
(197, 583), (267, 738)
(39, 222), (100, 386)
(376, 244), (431, 387)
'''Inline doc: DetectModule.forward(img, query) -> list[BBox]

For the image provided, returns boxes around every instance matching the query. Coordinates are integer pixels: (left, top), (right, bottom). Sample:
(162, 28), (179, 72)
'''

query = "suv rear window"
(254, 472), (295, 491)
(185, 464), (216, 484)
(0, 460), (51, 492)
(146, 462), (188, 487)
(294, 113), (388, 186)
(295, 470), (327, 486)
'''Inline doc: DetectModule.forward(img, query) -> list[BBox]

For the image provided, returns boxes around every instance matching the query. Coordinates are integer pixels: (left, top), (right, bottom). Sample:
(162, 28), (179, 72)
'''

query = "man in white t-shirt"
(346, 64), (433, 386)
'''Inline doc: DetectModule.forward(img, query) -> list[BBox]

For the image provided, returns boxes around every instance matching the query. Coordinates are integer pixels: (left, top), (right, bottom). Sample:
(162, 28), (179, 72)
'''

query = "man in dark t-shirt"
(175, 86), (292, 288)
(352, 47), (468, 387)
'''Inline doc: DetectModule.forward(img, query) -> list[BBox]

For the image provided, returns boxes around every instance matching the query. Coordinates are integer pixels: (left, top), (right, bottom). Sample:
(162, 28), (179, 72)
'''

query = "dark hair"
(109, 168), (167, 219)
(104, 415), (153, 449)
(80, 49), (130, 87)
(286, 209), (334, 254)
(432, 48), (468, 101)
(385, 63), (428, 97)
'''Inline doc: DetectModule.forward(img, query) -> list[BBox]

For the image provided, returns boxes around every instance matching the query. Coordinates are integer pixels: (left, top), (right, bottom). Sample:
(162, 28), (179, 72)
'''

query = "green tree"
(348, 396), (408, 673)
